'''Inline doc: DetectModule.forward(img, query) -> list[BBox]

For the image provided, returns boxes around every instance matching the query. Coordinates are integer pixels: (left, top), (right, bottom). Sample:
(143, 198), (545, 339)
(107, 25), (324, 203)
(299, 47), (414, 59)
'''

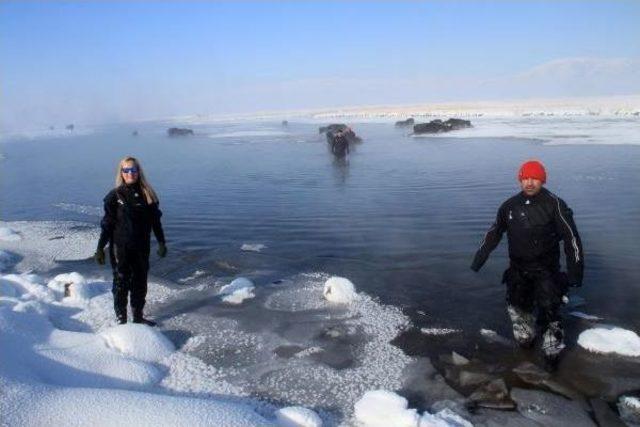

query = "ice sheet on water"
(0, 226), (21, 241)
(208, 130), (290, 139)
(0, 221), (98, 272)
(578, 326), (640, 357)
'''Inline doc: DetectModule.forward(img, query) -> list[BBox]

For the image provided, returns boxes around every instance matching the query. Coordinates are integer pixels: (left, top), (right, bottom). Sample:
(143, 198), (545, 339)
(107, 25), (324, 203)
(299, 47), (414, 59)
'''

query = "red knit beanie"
(518, 160), (546, 183)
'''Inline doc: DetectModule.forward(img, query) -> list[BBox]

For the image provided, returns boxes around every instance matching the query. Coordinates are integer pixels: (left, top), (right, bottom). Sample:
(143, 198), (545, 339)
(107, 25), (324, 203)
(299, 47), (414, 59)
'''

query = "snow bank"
(100, 324), (176, 363)
(577, 326), (640, 357)
(323, 276), (357, 304)
(0, 227), (21, 241)
(275, 406), (323, 427)
(354, 390), (472, 427)
(219, 277), (256, 304)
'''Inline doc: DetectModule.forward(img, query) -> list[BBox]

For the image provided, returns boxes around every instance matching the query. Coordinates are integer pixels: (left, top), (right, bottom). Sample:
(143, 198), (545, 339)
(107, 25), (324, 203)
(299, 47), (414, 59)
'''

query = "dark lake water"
(2, 118), (640, 417)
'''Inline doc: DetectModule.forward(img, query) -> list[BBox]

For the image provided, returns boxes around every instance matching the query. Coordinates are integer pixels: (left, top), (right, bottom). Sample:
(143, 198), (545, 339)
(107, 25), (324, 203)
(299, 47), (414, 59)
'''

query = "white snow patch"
(353, 390), (472, 427)
(53, 203), (102, 217)
(578, 326), (640, 357)
(47, 272), (106, 302)
(354, 390), (420, 427)
(0, 227), (21, 241)
(219, 277), (256, 304)
(241, 243), (267, 252)
(275, 406), (323, 427)
(100, 324), (176, 363)
(323, 276), (358, 304)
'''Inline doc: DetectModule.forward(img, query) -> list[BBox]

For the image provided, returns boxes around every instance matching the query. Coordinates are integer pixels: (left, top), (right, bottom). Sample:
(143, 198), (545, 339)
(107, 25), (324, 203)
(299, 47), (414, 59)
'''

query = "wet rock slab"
(510, 387), (596, 426)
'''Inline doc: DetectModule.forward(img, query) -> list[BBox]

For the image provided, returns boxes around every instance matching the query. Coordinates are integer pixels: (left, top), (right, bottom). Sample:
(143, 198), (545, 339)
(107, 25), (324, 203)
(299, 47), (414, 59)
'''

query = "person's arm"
(97, 191), (117, 251)
(471, 204), (507, 272)
(553, 197), (584, 286)
(151, 203), (165, 244)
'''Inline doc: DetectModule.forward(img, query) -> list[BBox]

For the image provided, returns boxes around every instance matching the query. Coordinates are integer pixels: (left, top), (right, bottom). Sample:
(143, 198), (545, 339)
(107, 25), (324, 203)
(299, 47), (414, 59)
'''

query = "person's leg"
(504, 267), (536, 347)
(130, 250), (152, 324)
(111, 245), (131, 324)
(535, 271), (565, 367)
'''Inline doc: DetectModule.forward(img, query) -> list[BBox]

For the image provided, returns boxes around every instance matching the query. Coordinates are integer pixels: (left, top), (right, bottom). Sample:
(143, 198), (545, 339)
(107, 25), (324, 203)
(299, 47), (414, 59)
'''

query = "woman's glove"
(157, 242), (167, 258)
(94, 248), (105, 265)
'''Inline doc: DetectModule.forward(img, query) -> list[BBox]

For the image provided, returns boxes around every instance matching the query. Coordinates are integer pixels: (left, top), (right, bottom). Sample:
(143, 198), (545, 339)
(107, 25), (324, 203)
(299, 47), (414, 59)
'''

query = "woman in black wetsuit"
(95, 156), (167, 325)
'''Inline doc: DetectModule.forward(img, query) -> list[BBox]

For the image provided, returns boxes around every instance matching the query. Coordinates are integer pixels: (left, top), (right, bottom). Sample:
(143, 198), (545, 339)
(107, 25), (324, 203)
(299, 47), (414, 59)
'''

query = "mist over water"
(2, 118), (640, 418)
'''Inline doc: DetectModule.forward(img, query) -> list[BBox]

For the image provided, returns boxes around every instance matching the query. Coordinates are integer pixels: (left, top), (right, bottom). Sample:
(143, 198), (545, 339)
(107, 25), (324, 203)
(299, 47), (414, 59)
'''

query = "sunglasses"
(122, 167), (139, 174)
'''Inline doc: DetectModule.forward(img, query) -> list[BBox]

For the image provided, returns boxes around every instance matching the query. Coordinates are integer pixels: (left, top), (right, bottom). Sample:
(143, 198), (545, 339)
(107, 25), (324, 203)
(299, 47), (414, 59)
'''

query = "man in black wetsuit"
(471, 160), (583, 369)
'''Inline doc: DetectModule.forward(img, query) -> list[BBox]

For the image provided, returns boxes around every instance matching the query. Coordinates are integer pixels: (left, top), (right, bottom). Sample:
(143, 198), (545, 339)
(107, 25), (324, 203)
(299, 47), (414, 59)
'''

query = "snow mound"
(354, 390), (472, 427)
(323, 276), (357, 304)
(355, 390), (420, 426)
(275, 406), (323, 427)
(219, 277), (256, 304)
(100, 324), (176, 362)
(47, 272), (106, 301)
(241, 243), (267, 252)
(577, 326), (640, 357)
(0, 227), (21, 241)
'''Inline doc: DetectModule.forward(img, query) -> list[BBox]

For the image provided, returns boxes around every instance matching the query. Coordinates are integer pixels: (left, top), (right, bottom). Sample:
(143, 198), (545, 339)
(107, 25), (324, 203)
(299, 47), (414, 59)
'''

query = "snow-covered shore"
(0, 220), (472, 426)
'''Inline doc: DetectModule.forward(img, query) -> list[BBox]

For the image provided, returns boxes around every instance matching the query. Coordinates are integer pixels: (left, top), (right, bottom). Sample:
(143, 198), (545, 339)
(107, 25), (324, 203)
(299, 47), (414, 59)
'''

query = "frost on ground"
(577, 326), (640, 357)
(218, 277), (256, 304)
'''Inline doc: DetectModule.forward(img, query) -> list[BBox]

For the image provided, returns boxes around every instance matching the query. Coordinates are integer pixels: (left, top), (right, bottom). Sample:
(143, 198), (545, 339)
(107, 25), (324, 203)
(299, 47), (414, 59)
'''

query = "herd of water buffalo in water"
(162, 117), (473, 158)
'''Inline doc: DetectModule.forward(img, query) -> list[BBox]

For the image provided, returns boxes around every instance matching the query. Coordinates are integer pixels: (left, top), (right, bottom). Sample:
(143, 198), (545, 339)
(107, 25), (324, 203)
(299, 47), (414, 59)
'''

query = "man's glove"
(157, 242), (167, 258)
(94, 248), (105, 265)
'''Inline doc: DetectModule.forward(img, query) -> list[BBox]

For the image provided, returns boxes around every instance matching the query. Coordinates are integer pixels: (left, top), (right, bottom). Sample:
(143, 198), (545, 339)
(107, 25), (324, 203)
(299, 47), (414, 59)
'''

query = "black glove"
(94, 248), (105, 265)
(157, 242), (167, 258)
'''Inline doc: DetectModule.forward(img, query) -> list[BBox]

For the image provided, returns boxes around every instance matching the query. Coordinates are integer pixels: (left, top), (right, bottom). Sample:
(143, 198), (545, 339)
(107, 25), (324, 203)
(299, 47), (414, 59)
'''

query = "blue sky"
(1, 1), (639, 128)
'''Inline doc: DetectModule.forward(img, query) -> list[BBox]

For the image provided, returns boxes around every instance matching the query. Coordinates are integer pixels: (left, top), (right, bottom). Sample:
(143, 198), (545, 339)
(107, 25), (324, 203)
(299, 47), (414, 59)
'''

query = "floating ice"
(219, 277), (256, 304)
(275, 406), (323, 427)
(420, 327), (461, 336)
(100, 324), (176, 363)
(578, 326), (640, 357)
(178, 269), (206, 283)
(569, 311), (603, 321)
(353, 390), (472, 427)
(241, 243), (267, 252)
(618, 396), (640, 426)
(354, 390), (420, 427)
(0, 227), (21, 241)
(323, 276), (357, 304)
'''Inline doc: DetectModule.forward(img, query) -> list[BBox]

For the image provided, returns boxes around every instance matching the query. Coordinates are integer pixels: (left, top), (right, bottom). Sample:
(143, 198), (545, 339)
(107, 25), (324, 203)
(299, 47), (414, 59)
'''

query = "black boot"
(133, 309), (157, 326)
(116, 314), (127, 325)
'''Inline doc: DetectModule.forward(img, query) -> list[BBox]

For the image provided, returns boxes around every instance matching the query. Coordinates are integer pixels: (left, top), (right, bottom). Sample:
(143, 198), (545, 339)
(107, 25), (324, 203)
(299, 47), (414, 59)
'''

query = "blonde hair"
(115, 156), (159, 204)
